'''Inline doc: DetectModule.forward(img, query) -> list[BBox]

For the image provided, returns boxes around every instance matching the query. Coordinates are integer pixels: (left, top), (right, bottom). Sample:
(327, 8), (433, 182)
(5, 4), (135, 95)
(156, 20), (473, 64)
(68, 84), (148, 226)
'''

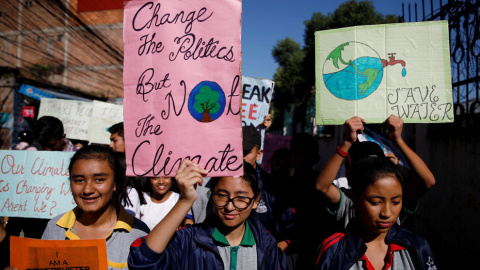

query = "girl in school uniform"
(128, 160), (285, 270)
(41, 145), (150, 270)
(316, 156), (436, 270)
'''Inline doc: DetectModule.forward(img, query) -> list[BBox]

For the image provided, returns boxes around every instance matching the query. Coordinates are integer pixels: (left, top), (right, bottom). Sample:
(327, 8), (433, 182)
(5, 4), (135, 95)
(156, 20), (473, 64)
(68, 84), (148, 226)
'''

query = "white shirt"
(139, 191), (181, 230)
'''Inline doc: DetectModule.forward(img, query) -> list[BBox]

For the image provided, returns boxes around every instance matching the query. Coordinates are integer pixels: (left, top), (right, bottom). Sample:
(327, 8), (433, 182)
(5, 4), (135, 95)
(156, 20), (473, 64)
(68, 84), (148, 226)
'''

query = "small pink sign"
(123, 0), (243, 177)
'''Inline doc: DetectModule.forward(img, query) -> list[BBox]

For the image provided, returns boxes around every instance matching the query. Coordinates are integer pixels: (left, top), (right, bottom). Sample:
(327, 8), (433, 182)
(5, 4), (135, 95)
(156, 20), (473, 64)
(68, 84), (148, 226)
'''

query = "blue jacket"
(255, 165), (295, 243)
(316, 223), (437, 270)
(128, 215), (285, 270)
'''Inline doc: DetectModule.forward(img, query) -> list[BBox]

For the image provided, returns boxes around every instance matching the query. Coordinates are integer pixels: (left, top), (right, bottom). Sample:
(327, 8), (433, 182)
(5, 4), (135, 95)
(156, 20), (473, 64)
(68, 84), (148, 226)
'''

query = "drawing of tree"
(194, 85), (220, 122)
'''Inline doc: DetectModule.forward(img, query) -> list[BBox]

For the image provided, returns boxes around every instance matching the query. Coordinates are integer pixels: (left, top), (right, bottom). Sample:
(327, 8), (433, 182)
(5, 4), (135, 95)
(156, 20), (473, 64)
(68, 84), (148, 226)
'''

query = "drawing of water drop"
(402, 67), (407, 77)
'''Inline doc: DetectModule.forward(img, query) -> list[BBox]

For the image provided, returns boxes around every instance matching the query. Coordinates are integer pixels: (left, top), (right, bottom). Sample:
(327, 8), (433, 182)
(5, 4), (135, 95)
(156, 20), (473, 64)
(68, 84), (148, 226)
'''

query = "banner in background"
(241, 76), (274, 163)
(89, 101), (124, 144)
(38, 98), (92, 141)
(315, 21), (453, 124)
(0, 150), (75, 219)
(10, 236), (108, 270)
(38, 98), (123, 143)
(123, 0), (243, 177)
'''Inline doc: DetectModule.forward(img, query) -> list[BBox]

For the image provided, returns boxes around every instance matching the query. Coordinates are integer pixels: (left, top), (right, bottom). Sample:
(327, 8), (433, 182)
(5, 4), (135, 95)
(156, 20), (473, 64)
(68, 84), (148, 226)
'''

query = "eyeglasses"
(211, 193), (254, 210)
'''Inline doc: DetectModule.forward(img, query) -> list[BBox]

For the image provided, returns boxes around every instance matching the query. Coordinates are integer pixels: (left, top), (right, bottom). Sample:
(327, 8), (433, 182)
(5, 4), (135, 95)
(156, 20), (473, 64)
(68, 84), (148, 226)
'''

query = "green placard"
(315, 21), (453, 125)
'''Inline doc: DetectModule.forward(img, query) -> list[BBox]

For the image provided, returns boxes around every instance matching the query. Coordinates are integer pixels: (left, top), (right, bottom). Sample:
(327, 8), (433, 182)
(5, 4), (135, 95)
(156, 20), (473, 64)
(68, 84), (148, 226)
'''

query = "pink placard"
(123, 0), (243, 177)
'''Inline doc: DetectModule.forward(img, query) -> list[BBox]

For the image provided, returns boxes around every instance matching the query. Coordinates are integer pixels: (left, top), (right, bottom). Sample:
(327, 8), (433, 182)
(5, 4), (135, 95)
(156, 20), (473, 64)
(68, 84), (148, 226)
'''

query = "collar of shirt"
(212, 220), (255, 247)
(359, 243), (405, 270)
(56, 206), (134, 240)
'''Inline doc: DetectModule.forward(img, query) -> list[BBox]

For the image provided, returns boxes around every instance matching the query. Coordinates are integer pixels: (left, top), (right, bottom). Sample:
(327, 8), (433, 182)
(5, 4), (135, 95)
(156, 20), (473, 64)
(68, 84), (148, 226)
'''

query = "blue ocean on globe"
(323, 56), (384, 100)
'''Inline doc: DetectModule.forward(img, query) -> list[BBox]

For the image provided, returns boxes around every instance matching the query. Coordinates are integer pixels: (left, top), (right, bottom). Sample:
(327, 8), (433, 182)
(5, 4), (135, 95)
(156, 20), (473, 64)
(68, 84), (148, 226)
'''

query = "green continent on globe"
(358, 68), (379, 95)
(347, 62), (379, 96)
(327, 42), (352, 69)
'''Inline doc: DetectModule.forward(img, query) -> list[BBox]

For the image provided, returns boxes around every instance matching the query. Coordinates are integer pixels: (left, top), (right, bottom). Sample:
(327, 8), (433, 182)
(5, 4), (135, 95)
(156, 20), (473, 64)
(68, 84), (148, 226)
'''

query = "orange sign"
(10, 236), (108, 270)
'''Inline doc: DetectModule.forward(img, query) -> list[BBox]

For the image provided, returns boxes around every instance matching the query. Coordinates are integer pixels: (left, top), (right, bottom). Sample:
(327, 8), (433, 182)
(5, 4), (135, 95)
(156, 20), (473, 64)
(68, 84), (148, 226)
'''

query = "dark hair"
(347, 141), (385, 168)
(35, 116), (64, 144)
(108, 122), (124, 139)
(68, 145), (125, 209)
(115, 152), (147, 206)
(18, 129), (34, 144)
(346, 156), (404, 196)
(209, 162), (260, 198)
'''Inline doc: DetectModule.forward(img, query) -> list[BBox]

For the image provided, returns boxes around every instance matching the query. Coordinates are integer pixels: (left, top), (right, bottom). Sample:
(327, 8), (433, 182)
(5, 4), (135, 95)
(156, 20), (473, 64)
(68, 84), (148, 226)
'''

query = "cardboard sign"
(88, 101), (124, 144)
(10, 236), (108, 270)
(241, 76), (274, 125)
(38, 98), (92, 140)
(0, 150), (76, 219)
(241, 76), (274, 163)
(38, 98), (124, 143)
(123, 0), (243, 177)
(315, 21), (453, 125)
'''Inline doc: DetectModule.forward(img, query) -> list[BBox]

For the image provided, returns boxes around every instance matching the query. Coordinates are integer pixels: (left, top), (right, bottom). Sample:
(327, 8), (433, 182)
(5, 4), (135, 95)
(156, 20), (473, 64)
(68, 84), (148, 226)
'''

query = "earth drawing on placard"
(322, 41), (407, 100)
(188, 81), (226, 123)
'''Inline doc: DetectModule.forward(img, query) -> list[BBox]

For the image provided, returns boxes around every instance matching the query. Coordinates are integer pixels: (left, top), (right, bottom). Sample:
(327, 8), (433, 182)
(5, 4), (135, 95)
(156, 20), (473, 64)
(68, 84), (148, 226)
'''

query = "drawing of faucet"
(381, 53), (406, 68)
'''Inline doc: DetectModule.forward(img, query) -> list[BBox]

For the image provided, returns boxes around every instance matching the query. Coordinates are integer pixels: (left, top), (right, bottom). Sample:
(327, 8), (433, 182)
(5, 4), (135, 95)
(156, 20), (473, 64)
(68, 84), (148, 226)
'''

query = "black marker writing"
(138, 33), (164, 56)
(136, 68), (171, 102)
(132, 2), (213, 33)
(161, 80), (186, 120)
(227, 75), (240, 115)
(169, 33), (235, 62)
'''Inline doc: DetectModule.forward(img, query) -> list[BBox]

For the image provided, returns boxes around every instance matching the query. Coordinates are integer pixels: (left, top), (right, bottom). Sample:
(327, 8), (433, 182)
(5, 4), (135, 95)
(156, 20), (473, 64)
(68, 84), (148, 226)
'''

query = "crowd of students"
(0, 114), (438, 270)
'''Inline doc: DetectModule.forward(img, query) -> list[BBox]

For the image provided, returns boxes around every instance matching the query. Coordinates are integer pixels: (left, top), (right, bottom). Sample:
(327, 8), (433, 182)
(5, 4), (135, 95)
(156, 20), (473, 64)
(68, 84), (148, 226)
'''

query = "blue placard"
(0, 150), (76, 219)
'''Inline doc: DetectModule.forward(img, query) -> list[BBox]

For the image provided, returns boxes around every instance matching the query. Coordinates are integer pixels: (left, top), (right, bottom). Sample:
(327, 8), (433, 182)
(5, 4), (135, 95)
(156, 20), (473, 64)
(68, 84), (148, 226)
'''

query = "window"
(46, 36), (53, 55)
(36, 36), (42, 43)
(24, 1), (33, 8)
(56, 34), (63, 42)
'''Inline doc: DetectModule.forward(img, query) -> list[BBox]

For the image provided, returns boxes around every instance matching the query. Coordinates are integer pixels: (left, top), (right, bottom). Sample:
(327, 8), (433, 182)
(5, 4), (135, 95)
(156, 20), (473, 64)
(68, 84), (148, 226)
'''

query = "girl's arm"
(315, 116), (365, 204)
(145, 159), (207, 253)
(386, 115), (435, 201)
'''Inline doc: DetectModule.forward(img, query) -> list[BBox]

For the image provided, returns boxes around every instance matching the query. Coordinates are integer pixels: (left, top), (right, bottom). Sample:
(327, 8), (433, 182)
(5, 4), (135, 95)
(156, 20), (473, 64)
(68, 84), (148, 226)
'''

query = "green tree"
(194, 85), (220, 122)
(271, 37), (306, 113)
(271, 0), (400, 130)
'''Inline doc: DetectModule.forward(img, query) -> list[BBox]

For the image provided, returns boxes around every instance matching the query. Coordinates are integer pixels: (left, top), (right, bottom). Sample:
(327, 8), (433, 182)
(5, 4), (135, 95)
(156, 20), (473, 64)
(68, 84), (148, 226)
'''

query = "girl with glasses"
(128, 160), (285, 270)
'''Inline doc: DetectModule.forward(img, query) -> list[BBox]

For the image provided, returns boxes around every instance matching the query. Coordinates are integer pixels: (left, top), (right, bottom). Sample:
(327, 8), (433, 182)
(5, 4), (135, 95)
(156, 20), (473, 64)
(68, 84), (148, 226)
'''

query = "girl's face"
(150, 177), (172, 195)
(70, 159), (116, 214)
(212, 177), (259, 228)
(356, 175), (402, 236)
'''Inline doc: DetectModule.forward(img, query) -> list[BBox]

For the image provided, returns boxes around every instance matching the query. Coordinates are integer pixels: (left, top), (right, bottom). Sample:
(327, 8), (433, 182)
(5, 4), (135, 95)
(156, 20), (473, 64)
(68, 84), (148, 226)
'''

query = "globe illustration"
(322, 42), (384, 100)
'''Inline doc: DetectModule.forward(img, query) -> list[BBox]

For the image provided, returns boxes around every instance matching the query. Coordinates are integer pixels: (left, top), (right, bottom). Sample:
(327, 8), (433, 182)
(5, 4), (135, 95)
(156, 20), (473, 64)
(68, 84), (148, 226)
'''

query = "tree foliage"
(194, 85), (220, 114)
(271, 0), (400, 128)
(272, 37), (306, 111)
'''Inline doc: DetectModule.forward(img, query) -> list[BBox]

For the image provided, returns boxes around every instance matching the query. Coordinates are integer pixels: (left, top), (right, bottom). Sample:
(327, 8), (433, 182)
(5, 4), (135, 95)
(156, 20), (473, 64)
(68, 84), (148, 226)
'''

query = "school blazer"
(316, 223), (437, 270)
(128, 215), (286, 270)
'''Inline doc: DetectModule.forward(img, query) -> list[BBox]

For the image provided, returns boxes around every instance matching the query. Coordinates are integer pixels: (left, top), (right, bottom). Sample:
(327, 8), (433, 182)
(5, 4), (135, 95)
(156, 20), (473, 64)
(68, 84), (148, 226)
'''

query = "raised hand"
(175, 159), (207, 203)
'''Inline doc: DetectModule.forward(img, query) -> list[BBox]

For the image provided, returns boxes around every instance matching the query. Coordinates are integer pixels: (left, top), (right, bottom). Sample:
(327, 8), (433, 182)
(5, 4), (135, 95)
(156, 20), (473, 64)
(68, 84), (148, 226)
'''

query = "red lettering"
(1, 198), (27, 212)
(248, 104), (258, 120)
(241, 103), (246, 119)
(34, 199), (47, 213)
(1, 155), (24, 175)
(60, 182), (71, 196)
(0, 180), (9, 192)
(31, 158), (69, 177)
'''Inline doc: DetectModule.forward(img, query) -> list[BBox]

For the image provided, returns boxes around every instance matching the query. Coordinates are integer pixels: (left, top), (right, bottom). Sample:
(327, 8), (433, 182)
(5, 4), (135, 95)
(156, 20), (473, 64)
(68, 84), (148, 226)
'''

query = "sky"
(241, 0), (434, 80)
